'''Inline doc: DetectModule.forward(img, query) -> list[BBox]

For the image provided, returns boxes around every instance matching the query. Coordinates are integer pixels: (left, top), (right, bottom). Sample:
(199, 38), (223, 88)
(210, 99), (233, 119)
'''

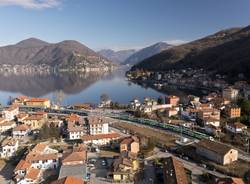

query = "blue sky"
(0, 0), (250, 50)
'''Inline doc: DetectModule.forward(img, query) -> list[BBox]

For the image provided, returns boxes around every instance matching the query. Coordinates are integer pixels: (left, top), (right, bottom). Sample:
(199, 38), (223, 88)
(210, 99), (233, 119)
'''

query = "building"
(198, 108), (220, 121)
(225, 122), (247, 134)
(225, 106), (241, 118)
(12, 96), (30, 105)
(0, 120), (16, 133)
(2, 105), (19, 121)
(58, 145), (87, 182)
(203, 118), (220, 127)
(120, 136), (140, 155)
(0, 138), (19, 158)
(196, 139), (238, 165)
(112, 156), (140, 182)
(166, 95), (180, 106)
(163, 157), (188, 184)
(25, 143), (59, 170)
(12, 124), (31, 138)
(51, 176), (84, 184)
(16, 113), (29, 122)
(222, 87), (239, 101)
(82, 132), (120, 145)
(166, 108), (178, 117)
(22, 115), (45, 130)
(87, 116), (109, 135)
(205, 124), (221, 136)
(67, 114), (86, 140)
(25, 98), (51, 108)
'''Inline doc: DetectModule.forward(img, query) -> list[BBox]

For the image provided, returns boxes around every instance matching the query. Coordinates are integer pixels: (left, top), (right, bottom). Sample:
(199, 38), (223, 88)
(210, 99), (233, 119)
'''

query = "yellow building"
(25, 98), (51, 108)
(22, 115), (45, 130)
(225, 106), (241, 118)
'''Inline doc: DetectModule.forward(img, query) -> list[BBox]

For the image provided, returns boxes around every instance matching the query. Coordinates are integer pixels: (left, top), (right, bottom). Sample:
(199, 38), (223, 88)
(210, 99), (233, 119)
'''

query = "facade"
(22, 115), (45, 130)
(198, 108), (220, 121)
(163, 157), (188, 184)
(87, 116), (109, 135)
(25, 98), (51, 108)
(2, 105), (19, 121)
(12, 96), (30, 105)
(0, 138), (19, 158)
(222, 87), (239, 101)
(196, 139), (238, 165)
(203, 118), (220, 127)
(14, 143), (59, 184)
(225, 122), (247, 134)
(0, 121), (16, 133)
(82, 133), (120, 145)
(225, 106), (241, 118)
(67, 114), (86, 140)
(120, 136), (140, 155)
(166, 108), (178, 117)
(12, 124), (31, 138)
(166, 95), (180, 107)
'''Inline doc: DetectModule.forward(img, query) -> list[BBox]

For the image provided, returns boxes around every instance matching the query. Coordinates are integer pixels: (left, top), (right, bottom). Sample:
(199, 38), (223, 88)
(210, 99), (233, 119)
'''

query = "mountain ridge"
(0, 38), (114, 73)
(131, 26), (250, 80)
(123, 42), (172, 66)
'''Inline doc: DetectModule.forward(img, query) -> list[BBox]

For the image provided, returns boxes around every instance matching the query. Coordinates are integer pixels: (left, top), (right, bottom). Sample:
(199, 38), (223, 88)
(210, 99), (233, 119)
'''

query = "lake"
(0, 68), (203, 106)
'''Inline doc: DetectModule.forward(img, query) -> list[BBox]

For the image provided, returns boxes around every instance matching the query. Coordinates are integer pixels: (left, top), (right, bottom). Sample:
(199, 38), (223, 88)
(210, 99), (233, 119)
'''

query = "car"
(101, 159), (107, 166)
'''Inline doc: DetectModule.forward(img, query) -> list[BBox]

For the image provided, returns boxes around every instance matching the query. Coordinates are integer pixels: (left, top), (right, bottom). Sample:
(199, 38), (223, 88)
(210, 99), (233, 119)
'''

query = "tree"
(157, 96), (164, 105)
(100, 93), (109, 102)
(244, 169), (250, 184)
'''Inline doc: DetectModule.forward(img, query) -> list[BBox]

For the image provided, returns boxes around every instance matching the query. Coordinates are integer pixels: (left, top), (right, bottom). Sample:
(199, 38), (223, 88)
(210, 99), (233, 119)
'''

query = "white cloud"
(0, 0), (61, 9)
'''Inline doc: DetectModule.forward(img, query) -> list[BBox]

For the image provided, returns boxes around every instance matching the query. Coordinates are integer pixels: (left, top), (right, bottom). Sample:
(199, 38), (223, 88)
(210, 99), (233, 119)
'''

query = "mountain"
(98, 49), (136, 64)
(0, 38), (114, 73)
(123, 42), (172, 66)
(132, 26), (250, 80)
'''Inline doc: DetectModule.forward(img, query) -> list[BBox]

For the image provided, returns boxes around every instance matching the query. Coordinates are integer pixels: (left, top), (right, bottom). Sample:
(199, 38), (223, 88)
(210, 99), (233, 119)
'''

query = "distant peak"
(16, 38), (49, 48)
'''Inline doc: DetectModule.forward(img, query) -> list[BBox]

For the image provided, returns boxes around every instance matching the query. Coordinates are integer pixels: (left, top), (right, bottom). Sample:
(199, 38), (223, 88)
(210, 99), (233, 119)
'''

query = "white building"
(88, 116), (109, 135)
(0, 138), (19, 158)
(0, 120), (16, 133)
(226, 122), (247, 134)
(2, 105), (19, 121)
(12, 124), (31, 138)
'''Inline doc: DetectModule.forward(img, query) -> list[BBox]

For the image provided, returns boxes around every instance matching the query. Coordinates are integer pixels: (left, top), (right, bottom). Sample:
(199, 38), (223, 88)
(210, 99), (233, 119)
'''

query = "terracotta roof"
(26, 98), (49, 103)
(66, 114), (80, 122)
(26, 153), (58, 162)
(51, 176), (83, 184)
(14, 159), (32, 171)
(1, 138), (18, 147)
(87, 116), (106, 125)
(120, 136), (139, 145)
(62, 152), (86, 164)
(216, 177), (245, 184)
(4, 105), (19, 111)
(32, 143), (47, 153)
(25, 168), (40, 180)
(13, 124), (30, 131)
(196, 139), (234, 155)
(15, 96), (30, 102)
(16, 113), (29, 119)
(82, 133), (120, 141)
(24, 115), (44, 121)
(163, 157), (188, 184)
(0, 121), (16, 126)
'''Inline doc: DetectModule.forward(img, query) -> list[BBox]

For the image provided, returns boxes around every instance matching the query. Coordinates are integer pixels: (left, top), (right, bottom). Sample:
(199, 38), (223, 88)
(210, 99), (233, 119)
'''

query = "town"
(0, 77), (249, 184)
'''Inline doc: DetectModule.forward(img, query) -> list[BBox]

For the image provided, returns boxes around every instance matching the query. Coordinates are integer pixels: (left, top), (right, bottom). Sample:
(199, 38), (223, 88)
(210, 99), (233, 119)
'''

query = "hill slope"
(123, 42), (172, 66)
(132, 26), (250, 79)
(0, 38), (114, 72)
(98, 49), (136, 64)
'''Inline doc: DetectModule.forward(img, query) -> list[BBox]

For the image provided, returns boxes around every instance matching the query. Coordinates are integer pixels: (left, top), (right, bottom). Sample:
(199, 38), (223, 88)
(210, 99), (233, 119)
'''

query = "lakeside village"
(0, 79), (250, 184)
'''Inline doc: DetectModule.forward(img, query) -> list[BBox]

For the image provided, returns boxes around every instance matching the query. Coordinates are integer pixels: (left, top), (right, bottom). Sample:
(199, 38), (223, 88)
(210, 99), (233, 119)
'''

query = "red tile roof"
(14, 159), (32, 171)
(25, 168), (40, 180)
(51, 176), (83, 184)
(13, 124), (30, 131)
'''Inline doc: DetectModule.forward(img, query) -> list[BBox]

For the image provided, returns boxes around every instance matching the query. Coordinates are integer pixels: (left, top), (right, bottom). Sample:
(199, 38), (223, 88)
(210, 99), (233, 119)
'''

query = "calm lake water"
(0, 68), (166, 106)
(0, 68), (204, 106)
